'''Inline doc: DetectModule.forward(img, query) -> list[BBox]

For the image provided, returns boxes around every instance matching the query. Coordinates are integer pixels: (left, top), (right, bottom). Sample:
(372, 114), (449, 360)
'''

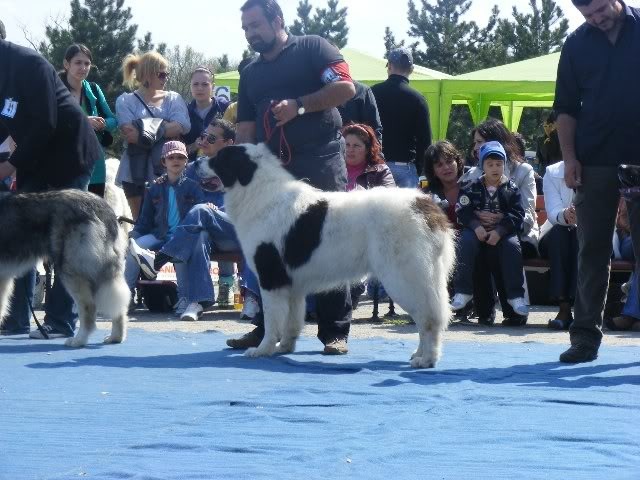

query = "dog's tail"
(96, 275), (130, 320)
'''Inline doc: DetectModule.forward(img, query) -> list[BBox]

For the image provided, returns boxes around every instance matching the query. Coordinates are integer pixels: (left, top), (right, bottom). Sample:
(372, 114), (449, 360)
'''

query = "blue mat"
(1, 329), (638, 480)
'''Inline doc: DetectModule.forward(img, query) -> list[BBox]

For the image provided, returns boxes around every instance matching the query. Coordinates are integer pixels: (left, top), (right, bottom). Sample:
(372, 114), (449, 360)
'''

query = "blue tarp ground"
(0, 329), (638, 480)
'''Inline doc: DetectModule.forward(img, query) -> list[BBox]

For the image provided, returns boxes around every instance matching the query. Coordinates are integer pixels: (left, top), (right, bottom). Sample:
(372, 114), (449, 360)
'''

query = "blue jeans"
(160, 204), (260, 300)
(455, 229), (525, 300)
(4, 174), (90, 336)
(387, 162), (419, 188)
(125, 234), (194, 302)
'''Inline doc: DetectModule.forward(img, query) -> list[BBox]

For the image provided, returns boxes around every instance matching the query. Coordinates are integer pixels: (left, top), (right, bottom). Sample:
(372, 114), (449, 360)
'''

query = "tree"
(290, 0), (349, 48)
(38, 0), (140, 104)
(497, 0), (569, 61)
(405, 0), (507, 75)
(383, 26), (406, 58)
(136, 31), (167, 57)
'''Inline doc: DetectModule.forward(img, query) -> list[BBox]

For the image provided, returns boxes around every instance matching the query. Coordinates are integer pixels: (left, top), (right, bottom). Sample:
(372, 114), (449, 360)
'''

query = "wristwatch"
(295, 97), (305, 116)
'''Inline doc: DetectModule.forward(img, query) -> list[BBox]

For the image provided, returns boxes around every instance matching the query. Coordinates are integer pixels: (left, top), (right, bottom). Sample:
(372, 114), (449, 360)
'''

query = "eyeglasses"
(157, 71), (169, 80)
(199, 132), (218, 144)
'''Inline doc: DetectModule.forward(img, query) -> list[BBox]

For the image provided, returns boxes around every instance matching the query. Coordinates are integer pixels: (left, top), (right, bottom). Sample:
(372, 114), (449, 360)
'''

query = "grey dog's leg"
(0, 277), (15, 325)
(63, 278), (96, 348)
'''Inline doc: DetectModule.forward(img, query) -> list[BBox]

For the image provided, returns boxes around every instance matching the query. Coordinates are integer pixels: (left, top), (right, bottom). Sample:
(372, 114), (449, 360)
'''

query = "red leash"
(263, 102), (292, 165)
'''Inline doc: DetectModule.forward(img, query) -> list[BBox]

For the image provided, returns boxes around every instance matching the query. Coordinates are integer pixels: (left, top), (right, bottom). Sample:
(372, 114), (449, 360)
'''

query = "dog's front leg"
(245, 291), (288, 358)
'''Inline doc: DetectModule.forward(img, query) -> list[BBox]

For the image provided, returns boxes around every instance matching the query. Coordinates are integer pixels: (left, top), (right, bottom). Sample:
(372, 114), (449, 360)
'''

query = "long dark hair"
(424, 140), (464, 190)
(472, 118), (524, 165)
(59, 43), (93, 88)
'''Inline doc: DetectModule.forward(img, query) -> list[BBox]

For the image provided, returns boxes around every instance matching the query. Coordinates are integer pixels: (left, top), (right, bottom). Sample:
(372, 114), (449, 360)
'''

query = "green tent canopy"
(215, 48), (451, 138)
(439, 52), (560, 138)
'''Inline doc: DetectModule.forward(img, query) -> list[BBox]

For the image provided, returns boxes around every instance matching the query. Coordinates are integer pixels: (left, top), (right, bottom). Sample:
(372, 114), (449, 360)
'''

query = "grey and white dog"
(0, 189), (130, 347)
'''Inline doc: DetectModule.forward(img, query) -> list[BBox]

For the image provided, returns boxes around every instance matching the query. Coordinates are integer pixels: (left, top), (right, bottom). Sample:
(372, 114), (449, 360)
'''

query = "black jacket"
(371, 74), (431, 174)
(455, 176), (525, 238)
(338, 81), (383, 143)
(0, 40), (100, 187)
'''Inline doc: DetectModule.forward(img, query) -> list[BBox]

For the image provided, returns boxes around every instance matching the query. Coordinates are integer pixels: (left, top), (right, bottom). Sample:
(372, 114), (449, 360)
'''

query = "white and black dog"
(199, 143), (455, 368)
(0, 189), (130, 347)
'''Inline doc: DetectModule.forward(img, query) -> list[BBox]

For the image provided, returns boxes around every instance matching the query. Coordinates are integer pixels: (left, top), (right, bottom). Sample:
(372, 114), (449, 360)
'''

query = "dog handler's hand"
(271, 99), (298, 127)
(0, 160), (16, 179)
(564, 158), (582, 189)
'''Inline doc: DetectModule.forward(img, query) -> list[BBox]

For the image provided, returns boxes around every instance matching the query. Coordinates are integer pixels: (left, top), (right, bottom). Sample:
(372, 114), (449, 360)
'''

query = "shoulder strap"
(133, 92), (156, 118)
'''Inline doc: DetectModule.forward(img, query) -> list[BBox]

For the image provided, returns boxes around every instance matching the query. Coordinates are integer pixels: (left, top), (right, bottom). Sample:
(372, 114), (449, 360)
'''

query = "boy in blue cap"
(451, 141), (529, 319)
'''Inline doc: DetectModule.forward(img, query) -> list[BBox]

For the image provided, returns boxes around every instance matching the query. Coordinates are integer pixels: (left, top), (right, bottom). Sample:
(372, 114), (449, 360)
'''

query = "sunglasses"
(199, 132), (218, 144)
(157, 71), (169, 80)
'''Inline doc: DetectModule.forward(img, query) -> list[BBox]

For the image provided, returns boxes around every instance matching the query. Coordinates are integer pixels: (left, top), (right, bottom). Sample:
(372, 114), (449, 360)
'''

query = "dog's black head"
(209, 145), (258, 189)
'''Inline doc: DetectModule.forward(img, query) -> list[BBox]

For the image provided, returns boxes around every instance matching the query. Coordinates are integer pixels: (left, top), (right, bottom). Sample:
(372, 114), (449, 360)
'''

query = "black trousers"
(539, 225), (578, 303)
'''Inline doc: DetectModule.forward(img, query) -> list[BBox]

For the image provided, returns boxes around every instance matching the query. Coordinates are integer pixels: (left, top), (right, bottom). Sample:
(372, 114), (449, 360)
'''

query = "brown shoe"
(226, 327), (264, 349)
(323, 337), (348, 355)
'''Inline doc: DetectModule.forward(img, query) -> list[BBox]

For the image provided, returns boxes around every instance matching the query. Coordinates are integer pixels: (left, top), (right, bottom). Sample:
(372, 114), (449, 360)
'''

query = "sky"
(0, 0), (629, 63)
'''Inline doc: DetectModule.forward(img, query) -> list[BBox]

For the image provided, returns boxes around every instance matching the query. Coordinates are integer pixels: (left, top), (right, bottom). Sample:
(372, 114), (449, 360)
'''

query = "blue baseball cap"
(388, 47), (413, 69)
(479, 141), (507, 163)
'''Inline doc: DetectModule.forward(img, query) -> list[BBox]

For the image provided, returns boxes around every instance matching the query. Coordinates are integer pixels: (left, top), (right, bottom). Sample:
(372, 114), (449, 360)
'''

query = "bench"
(522, 196), (634, 274)
(136, 252), (244, 312)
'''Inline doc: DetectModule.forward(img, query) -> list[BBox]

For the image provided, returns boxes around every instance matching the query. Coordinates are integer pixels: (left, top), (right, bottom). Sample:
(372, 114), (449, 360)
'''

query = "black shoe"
(548, 317), (573, 331)
(559, 343), (599, 363)
(0, 327), (30, 336)
(154, 252), (174, 272)
(478, 315), (495, 326)
(502, 314), (528, 327)
(226, 327), (264, 349)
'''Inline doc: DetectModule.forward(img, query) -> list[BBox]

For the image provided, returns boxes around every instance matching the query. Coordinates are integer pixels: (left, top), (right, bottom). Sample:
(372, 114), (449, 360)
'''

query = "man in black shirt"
(0, 36), (100, 338)
(371, 48), (431, 188)
(554, 0), (640, 363)
(226, 0), (356, 355)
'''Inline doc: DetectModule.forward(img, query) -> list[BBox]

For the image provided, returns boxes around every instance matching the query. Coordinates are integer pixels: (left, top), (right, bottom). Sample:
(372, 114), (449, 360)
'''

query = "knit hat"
(161, 140), (188, 159)
(479, 141), (506, 170)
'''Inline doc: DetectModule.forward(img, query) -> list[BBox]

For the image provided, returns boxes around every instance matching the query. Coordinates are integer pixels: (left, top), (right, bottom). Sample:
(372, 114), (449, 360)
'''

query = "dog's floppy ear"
(211, 145), (258, 188)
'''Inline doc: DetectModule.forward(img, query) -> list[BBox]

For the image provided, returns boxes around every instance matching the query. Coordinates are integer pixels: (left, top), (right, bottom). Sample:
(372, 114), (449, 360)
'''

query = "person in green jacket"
(60, 43), (117, 197)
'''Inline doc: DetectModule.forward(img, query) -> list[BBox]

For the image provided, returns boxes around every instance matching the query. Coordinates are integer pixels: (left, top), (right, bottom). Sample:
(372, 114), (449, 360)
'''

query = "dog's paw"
(410, 356), (436, 369)
(410, 348), (423, 360)
(65, 337), (87, 348)
(245, 346), (275, 357)
(103, 334), (124, 344)
(276, 340), (297, 354)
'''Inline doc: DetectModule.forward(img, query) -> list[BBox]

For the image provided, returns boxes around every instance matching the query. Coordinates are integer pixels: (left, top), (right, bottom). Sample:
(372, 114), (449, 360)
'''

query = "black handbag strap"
(133, 92), (157, 118)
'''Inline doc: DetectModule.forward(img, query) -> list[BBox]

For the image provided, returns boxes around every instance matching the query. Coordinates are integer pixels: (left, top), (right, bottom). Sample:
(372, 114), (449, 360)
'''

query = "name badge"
(1, 98), (18, 118)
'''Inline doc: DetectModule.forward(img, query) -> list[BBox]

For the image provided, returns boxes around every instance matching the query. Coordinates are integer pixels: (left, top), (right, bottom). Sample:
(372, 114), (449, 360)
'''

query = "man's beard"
(250, 36), (277, 54)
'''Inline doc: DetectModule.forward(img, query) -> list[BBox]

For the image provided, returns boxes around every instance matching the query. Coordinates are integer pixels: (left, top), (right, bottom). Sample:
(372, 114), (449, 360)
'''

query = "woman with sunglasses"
(182, 67), (229, 160)
(115, 51), (190, 218)
(59, 43), (117, 197)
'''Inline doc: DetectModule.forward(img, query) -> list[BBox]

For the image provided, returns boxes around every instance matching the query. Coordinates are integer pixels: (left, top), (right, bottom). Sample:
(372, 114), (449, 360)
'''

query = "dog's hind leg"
(0, 277), (15, 324)
(277, 294), (305, 353)
(98, 275), (130, 344)
(62, 278), (96, 348)
(245, 291), (288, 358)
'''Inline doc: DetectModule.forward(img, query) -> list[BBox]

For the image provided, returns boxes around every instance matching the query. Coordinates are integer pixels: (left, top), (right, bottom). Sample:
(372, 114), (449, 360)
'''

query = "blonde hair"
(122, 51), (169, 89)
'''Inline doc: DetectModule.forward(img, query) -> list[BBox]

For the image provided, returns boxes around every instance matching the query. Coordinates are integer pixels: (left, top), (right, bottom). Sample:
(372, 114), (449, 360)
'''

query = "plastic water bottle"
(233, 277), (243, 310)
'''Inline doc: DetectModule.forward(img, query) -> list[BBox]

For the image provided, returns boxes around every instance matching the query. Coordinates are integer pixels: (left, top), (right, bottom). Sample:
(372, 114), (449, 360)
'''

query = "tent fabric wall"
(215, 50), (561, 141)
(438, 53), (560, 138)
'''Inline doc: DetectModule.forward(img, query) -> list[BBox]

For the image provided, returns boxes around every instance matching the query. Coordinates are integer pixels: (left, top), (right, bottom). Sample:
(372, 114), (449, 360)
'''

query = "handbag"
(89, 82), (113, 147)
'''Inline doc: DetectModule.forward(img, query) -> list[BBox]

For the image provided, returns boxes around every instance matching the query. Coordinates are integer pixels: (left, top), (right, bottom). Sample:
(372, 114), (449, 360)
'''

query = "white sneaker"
(173, 297), (189, 316)
(450, 293), (473, 311)
(508, 297), (529, 316)
(129, 238), (157, 280)
(180, 302), (203, 321)
(240, 293), (260, 320)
